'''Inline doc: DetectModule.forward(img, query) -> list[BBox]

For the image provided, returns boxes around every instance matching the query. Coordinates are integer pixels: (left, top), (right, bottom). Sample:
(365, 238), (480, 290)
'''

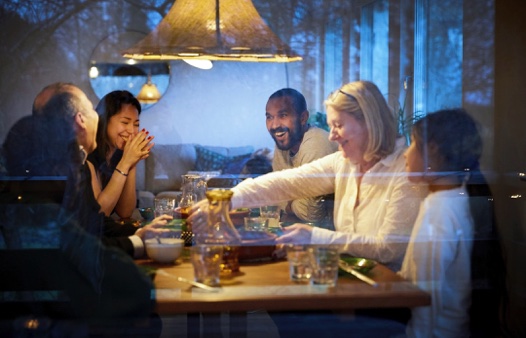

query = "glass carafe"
(179, 174), (207, 247)
(197, 189), (242, 274)
(179, 174), (207, 216)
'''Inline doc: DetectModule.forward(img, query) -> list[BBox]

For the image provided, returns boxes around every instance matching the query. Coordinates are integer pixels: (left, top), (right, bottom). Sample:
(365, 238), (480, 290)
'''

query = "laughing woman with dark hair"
(88, 90), (154, 219)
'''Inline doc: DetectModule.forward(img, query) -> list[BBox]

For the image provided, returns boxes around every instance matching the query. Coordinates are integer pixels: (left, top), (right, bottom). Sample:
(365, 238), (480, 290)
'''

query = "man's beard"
(271, 122), (303, 151)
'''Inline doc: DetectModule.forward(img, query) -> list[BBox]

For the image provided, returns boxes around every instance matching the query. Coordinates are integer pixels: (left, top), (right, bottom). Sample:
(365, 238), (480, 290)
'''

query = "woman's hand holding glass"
(135, 214), (174, 240)
(186, 199), (209, 234)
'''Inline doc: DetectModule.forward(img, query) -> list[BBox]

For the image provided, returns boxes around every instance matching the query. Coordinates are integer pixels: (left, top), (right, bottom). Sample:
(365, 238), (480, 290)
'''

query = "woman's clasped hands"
(121, 129), (155, 167)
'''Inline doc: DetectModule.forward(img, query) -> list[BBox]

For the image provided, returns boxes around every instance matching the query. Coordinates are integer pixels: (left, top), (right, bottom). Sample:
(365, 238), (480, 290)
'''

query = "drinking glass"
(190, 245), (223, 286)
(154, 197), (176, 218)
(243, 217), (268, 232)
(286, 245), (312, 282)
(259, 205), (280, 228)
(309, 245), (340, 286)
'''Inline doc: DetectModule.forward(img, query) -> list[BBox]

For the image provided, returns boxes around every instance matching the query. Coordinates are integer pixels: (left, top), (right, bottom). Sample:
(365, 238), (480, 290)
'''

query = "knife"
(338, 260), (378, 287)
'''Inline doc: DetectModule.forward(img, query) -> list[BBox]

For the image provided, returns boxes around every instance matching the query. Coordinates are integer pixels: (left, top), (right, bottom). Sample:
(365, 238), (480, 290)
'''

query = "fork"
(156, 269), (222, 292)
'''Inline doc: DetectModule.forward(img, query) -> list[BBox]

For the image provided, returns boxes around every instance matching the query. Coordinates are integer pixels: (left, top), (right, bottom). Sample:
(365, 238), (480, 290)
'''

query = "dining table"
(136, 250), (430, 337)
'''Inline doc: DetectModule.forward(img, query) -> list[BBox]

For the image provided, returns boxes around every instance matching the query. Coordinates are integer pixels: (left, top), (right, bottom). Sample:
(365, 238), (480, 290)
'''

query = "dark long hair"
(413, 108), (507, 335)
(90, 90), (141, 188)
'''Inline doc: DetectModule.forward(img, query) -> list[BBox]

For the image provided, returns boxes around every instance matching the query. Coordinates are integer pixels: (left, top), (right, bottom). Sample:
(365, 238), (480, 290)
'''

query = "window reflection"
(88, 31), (170, 110)
(89, 62), (170, 110)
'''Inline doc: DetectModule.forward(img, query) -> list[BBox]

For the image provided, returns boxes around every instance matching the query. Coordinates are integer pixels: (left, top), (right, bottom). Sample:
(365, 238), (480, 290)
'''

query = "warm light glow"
(183, 59), (213, 70)
(126, 59), (138, 65)
(89, 65), (99, 78)
(122, 0), (302, 63)
(206, 19), (224, 31)
(179, 53), (201, 57)
(137, 76), (161, 104)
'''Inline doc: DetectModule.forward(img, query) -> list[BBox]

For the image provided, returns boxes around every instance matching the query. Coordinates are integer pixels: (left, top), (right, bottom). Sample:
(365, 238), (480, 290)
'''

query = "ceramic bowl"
(145, 238), (184, 263)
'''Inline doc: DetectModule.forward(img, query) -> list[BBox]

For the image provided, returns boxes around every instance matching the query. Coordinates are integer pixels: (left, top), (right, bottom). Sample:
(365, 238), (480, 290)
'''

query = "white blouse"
(399, 187), (473, 338)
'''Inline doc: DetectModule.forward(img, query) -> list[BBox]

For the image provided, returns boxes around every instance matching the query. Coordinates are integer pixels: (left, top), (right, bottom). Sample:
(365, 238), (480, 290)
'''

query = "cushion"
(225, 146), (255, 157)
(222, 153), (252, 174)
(141, 144), (254, 195)
(195, 146), (228, 171)
(195, 146), (252, 174)
(146, 144), (197, 194)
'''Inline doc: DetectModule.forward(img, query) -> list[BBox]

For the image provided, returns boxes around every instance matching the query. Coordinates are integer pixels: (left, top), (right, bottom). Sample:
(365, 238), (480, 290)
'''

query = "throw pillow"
(222, 153), (252, 174)
(195, 146), (228, 171)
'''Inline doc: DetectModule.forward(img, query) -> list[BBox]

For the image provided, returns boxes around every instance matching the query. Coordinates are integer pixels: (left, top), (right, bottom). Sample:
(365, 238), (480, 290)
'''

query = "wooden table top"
(137, 253), (430, 315)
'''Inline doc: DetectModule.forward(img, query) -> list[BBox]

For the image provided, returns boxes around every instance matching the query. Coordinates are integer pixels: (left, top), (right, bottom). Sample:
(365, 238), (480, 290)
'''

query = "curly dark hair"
(412, 108), (482, 173)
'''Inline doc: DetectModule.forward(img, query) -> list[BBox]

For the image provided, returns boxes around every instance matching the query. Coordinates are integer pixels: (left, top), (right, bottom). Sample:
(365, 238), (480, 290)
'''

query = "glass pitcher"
(179, 174), (207, 247)
(197, 189), (242, 274)
(179, 174), (207, 216)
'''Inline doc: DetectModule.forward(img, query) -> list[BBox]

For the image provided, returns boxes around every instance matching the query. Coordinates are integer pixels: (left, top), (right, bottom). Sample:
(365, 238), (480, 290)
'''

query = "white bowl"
(145, 238), (184, 263)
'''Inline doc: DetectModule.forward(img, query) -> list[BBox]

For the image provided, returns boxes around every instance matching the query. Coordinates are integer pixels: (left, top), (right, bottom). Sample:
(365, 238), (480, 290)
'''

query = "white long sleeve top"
(399, 187), (473, 338)
(232, 138), (425, 270)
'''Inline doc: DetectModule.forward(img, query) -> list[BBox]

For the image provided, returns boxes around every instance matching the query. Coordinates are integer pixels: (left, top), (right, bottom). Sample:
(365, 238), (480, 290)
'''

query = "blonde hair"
(325, 81), (397, 162)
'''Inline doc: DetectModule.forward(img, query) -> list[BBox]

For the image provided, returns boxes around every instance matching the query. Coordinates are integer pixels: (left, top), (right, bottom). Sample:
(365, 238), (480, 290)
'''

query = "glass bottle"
(197, 189), (242, 274)
(179, 174), (206, 247)
(179, 174), (207, 216)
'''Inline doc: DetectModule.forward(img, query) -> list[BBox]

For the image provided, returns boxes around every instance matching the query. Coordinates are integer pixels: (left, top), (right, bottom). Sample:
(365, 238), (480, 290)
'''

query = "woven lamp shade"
(122, 0), (302, 62)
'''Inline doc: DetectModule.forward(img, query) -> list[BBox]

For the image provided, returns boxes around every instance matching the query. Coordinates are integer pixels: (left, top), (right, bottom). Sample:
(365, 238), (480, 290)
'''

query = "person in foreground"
(88, 90), (154, 219)
(265, 88), (338, 224)
(1, 113), (166, 336)
(400, 108), (506, 337)
(190, 81), (425, 271)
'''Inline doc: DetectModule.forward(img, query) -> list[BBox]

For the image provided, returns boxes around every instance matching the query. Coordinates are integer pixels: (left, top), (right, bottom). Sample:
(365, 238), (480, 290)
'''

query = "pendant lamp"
(122, 0), (302, 63)
(137, 74), (162, 104)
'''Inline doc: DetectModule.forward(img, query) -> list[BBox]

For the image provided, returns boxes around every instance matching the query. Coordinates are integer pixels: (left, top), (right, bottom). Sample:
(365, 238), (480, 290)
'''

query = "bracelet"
(115, 168), (128, 177)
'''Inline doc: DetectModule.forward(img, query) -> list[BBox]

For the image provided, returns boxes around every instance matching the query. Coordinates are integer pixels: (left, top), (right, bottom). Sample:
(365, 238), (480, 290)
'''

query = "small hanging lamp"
(122, 0), (302, 63)
(137, 74), (161, 104)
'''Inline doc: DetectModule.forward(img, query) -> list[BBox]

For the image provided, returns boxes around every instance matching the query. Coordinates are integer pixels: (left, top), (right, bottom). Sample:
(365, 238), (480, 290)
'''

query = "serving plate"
(339, 256), (377, 274)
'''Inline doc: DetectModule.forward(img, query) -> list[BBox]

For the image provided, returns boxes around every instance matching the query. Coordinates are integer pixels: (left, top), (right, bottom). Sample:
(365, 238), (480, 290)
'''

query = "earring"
(79, 145), (87, 163)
